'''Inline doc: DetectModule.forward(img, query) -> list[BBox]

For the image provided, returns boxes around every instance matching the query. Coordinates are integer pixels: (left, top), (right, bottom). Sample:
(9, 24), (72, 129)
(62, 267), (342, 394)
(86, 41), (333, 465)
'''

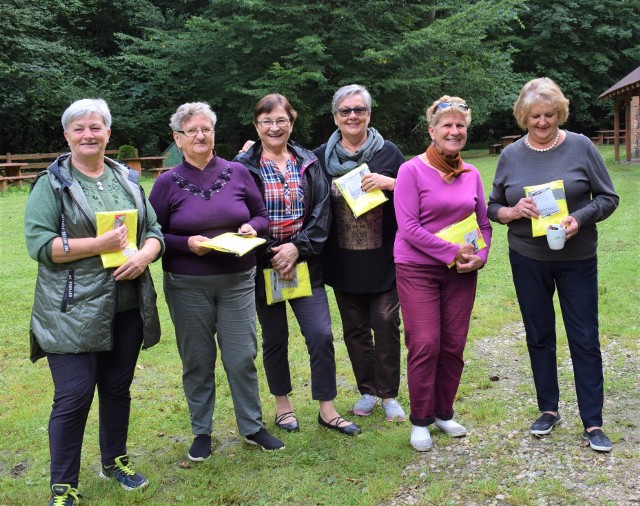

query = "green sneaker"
(100, 455), (149, 491)
(48, 484), (80, 505)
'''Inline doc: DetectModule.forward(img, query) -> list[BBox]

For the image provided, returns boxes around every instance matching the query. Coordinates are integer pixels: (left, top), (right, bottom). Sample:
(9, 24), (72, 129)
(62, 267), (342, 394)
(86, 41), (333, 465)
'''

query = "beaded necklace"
(525, 129), (561, 152)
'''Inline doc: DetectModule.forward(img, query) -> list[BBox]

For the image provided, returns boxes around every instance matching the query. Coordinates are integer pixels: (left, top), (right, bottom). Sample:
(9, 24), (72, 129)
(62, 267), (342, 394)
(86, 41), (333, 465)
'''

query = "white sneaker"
(434, 418), (467, 437)
(410, 425), (432, 451)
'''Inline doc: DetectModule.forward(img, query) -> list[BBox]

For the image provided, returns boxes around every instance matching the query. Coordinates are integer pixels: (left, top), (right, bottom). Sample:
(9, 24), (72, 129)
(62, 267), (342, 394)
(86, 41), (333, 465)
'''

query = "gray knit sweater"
(487, 131), (619, 261)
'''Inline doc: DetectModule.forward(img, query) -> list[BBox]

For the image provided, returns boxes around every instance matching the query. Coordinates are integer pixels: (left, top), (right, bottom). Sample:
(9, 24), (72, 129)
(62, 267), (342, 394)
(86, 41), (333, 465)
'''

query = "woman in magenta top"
(394, 96), (492, 452)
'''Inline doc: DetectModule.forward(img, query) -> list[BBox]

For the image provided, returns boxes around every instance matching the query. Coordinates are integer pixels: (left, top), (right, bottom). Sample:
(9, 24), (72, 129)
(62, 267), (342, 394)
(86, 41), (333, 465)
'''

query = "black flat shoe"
(530, 412), (561, 435)
(583, 429), (612, 452)
(275, 411), (300, 432)
(317, 414), (362, 436)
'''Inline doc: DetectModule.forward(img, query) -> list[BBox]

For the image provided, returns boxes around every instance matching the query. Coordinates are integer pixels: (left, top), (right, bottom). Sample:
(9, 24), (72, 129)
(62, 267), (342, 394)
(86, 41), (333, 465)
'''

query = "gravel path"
(383, 323), (640, 506)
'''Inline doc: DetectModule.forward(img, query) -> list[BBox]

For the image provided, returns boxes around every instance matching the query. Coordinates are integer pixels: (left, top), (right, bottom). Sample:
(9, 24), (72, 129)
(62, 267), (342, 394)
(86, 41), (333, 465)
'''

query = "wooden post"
(614, 96), (620, 162)
(625, 95), (632, 162)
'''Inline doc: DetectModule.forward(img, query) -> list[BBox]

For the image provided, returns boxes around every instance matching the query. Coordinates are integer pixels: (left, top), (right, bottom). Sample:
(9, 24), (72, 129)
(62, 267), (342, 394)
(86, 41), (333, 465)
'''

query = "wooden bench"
(489, 143), (502, 155)
(0, 150), (120, 172)
(0, 174), (38, 192)
(148, 167), (171, 179)
(594, 130), (626, 145)
(501, 134), (521, 148)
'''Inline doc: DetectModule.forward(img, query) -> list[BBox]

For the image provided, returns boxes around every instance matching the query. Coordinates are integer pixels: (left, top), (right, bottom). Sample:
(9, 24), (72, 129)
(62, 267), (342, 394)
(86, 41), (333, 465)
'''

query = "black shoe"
(318, 414), (362, 436)
(245, 427), (285, 451)
(530, 412), (561, 435)
(583, 429), (612, 452)
(188, 434), (212, 461)
(275, 411), (300, 432)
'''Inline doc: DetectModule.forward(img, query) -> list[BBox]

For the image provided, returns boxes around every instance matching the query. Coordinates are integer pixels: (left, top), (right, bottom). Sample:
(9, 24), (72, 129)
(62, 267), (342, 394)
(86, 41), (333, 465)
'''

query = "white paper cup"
(546, 224), (566, 250)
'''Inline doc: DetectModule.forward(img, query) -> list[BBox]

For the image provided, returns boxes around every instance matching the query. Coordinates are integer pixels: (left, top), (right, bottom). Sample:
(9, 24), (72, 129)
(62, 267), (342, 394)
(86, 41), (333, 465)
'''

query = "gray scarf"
(324, 127), (385, 176)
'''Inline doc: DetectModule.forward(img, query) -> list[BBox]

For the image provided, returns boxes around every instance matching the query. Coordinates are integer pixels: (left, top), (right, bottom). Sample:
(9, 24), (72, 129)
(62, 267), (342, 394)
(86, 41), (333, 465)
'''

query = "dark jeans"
(256, 286), (337, 401)
(47, 309), (143, 487)
(509, 250), (603, 428)
(333, 286), (401, 399)
(396, 263), (477, 427)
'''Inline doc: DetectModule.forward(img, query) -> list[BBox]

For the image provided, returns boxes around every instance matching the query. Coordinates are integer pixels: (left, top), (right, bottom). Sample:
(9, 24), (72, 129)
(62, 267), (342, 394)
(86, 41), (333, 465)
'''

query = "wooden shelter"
(599, 65), (640, 162)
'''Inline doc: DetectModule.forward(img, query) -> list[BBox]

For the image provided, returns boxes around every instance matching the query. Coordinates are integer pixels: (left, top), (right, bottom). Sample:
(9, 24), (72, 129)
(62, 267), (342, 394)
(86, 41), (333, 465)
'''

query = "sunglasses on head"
(435, 102), (469, 111)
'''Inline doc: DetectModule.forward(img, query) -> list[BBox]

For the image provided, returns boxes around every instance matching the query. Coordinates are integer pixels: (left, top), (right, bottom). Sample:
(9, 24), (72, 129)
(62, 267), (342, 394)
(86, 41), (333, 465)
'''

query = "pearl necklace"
(525, 130), (561, 152)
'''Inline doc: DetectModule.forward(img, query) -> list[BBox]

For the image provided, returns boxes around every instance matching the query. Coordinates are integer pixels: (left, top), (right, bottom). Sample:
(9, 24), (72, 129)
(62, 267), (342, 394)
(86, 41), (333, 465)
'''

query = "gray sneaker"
(382, 399), (406, 421)
(353, 394), (378, 416)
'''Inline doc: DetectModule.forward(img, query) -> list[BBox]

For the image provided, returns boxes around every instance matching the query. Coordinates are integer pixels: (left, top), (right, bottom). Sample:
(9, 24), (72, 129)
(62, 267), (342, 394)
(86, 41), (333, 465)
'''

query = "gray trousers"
(164, 269), (263, 436)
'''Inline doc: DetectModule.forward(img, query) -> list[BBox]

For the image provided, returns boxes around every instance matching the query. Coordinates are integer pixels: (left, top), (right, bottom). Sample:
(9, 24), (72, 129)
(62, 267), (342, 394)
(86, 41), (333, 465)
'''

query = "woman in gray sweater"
(488, 78), (619, 452)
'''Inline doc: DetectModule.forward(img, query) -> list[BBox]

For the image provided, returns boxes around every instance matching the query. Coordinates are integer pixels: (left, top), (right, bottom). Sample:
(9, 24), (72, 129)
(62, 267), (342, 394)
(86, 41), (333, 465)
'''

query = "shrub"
(117, 144), (138, 159)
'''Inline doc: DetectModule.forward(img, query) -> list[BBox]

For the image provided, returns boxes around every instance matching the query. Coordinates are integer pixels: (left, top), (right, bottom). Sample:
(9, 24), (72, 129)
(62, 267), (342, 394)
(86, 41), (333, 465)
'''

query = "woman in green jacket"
(24, 98), (164, 505)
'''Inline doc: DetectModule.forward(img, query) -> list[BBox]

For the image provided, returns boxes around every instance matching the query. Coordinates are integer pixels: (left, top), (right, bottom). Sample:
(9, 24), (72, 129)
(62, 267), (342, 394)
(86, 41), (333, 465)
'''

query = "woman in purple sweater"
(394, 96), (492, 452)
(149, 102), (283, 459)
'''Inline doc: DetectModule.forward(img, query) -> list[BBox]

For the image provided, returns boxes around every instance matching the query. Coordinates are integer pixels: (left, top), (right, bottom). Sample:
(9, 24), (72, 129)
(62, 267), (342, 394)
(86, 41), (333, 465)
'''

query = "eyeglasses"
(435, 102), (469, 111)
(176, 127), (214, 137)
(257, 118), (290, 128)
(336, 106), (369, 117)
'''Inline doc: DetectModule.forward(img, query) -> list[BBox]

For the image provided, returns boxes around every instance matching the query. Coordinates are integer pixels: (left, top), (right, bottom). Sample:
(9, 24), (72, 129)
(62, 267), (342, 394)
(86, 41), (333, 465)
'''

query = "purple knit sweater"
(149, 156), (269, 276)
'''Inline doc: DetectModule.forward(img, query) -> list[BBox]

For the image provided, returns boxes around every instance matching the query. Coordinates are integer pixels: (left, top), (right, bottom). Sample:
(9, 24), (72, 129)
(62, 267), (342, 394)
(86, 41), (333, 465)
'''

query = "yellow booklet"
(96, 209), (138, 268)
(523, 180), (568, 237)
(435, 212), (487, 268)
(264, 262), (312, 305)
(199, 232), (266, 256)
(333, 163), (388, 218)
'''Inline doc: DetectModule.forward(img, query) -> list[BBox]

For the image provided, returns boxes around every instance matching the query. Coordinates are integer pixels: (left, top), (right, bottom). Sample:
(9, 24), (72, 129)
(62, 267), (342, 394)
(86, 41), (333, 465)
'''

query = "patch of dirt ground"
(382, 323), (640, 506)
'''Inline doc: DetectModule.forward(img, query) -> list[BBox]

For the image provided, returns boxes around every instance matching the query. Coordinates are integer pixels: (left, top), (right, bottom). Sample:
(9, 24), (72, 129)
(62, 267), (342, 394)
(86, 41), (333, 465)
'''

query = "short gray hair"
(331, 84), (372, 114)
(170, 102), (217, 132)
(61, 98), (112, 131)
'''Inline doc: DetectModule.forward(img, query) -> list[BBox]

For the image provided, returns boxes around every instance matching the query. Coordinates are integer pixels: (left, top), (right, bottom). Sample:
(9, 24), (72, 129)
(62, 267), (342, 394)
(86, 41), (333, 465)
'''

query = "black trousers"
(256, 286), (337, 401)
(510, 250), (604, 428)
(47, 309), (143, 487)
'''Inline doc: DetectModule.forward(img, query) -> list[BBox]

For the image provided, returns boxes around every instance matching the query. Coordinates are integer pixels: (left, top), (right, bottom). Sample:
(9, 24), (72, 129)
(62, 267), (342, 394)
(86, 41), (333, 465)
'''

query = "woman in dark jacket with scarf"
(314, 84), (406, 423)
(235, 93), (361, 436)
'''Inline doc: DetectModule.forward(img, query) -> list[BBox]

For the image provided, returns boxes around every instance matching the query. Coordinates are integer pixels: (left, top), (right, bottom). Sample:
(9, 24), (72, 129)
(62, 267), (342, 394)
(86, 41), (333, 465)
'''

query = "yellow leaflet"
(95, 209), (138, 268)
(199, 233), (266, 256)
(435, 212), (487, 268)
(264, 262), (312, 305)
(333, 163), (388, 218)
(523, 180), (568, 237)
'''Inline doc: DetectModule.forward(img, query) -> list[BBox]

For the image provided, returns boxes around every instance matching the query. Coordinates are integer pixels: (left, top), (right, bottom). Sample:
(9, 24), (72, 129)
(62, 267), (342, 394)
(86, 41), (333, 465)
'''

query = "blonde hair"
(425, 96), (471, 127)
(513, 78), (570, 130)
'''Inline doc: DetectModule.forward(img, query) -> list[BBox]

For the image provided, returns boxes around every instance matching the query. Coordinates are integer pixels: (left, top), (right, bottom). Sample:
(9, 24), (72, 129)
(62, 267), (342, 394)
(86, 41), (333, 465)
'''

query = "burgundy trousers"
(396, 263), (477, 426)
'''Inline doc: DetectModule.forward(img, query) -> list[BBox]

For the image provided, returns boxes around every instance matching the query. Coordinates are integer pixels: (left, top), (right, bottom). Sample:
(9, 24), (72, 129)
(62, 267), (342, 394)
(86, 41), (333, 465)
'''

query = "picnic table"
(121, 156), (167, 176)
(593, 130), (626, 145)
(0, 162), (31, 191)
(501, 135), (521, 148)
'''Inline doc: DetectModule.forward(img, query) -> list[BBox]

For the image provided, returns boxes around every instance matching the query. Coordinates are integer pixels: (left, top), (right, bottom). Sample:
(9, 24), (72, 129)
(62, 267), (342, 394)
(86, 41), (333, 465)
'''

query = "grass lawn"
(0, 146), (638, 505)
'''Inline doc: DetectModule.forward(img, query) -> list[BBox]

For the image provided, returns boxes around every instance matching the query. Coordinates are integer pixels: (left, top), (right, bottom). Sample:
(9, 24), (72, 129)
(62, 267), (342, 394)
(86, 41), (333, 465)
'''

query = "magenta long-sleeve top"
(393, 156), (492, 267)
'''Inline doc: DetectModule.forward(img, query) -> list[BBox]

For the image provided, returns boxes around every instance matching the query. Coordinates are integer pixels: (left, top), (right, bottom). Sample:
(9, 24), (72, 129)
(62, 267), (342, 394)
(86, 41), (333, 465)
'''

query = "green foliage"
(117, 144), (138, 159)
(0, 0), (638, 154)
(492, 0), (640, 134)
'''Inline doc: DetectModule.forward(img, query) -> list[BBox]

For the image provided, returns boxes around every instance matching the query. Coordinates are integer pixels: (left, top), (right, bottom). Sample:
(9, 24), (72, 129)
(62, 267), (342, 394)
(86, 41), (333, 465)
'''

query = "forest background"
(1, 0), (640, 159)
